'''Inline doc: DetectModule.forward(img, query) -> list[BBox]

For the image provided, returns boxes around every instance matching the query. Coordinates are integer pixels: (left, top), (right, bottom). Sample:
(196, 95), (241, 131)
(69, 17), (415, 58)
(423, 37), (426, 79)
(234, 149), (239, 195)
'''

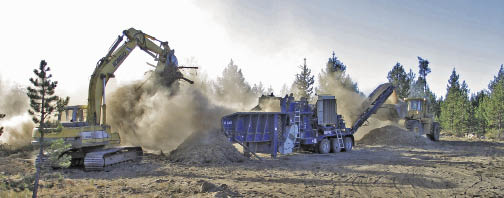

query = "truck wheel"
(430, 123), (440, 141)
(343, 137), (353, 152)
(318, 139), (330, 154)
(330, 138), (342, 153)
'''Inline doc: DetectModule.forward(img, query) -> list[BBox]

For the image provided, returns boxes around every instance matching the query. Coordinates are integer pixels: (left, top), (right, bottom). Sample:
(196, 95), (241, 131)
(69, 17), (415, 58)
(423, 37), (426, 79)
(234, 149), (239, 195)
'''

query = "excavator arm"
(87, 28), (192, 126)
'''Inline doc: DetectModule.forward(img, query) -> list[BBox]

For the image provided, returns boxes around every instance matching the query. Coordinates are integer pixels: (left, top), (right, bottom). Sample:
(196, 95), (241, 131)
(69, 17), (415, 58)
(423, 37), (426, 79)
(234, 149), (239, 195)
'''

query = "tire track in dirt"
(392, 177), (403, 195)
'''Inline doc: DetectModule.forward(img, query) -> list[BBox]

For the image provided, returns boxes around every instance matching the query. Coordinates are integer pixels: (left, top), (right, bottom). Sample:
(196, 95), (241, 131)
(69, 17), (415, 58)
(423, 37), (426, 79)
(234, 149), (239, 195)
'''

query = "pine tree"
(488, 64), (504, 91)
(485, 76), (504, 139)
(318, 52), (359, 94)
(440, 68), (462, 135)
(471, 91), (489, 136)
(406, 69), (417, 97)
(407, 69), (416, 85)
(56, 96), (70, 121)
(387, 62), (411, 99)
(459, 81), (471, 135)
(214, 59), (255, 107)
(293, 58), (315, 100)
(439, 68), (472, 136)
(327, 51), (347, 72)
(27, 60), (59, 198)
(252, 82), (266, 96)
(426, 87), (441, 118)
(266, 85), (274, 96)
(417, 56), (431, 93)
(216, 59), (250, 92)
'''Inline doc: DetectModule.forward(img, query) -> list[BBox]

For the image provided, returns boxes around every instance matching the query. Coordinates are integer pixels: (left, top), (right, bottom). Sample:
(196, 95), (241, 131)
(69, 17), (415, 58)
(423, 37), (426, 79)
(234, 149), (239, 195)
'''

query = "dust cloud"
(251, 95), (282, 112)
(108, 78), (225, 152)
(0, 77), (34, 149)
(107, 67), (254, 155)
(317, 71), (366, 126)
(317, 70), (400, 140)
(0, 115), (34, 149)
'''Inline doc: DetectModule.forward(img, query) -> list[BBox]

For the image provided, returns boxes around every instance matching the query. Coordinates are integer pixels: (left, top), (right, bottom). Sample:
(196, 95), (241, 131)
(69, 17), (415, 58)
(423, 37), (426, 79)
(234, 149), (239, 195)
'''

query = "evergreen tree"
(327, 51), (346, 72)
(459, 81), (471, 134)
(318, 52), (359, 94)
(406, 69), (417, 97)
(488, 64), (504, 91)
(251, 82), (266, 96)
(485, 76), (504, 139)
(56, 96), (70, 121)
(426, 87), (441, 118)
(440, 68), (472, 136)
(417, 56), (431, 93)
(293, 58), (315, 100)
(440, 68), (464, 136)
(266, 85), (274, 96)
(471, 91), (489, 136)
(407, 68), (416, 86)
(387, 62), (411, 99)
(214, 59), (255, 107)
(27, 60), (59, 198)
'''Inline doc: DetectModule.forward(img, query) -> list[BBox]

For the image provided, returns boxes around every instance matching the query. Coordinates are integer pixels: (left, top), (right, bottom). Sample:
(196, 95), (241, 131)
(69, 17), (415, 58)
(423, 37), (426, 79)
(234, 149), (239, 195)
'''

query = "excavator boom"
(32, 28), (194, 170)
(87, 28), (182, 126)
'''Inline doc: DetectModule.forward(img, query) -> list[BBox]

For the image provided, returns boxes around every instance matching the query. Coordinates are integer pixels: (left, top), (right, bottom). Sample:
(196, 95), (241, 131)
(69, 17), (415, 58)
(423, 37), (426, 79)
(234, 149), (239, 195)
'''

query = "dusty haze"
(107, 69), (256, 153)
(317, 70), (397, 140)
(0, 77), (34, 148)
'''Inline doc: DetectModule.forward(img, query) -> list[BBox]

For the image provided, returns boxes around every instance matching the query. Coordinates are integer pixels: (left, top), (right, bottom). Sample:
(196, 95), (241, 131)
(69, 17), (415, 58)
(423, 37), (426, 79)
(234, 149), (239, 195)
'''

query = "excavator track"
(84, 147), (142, 171)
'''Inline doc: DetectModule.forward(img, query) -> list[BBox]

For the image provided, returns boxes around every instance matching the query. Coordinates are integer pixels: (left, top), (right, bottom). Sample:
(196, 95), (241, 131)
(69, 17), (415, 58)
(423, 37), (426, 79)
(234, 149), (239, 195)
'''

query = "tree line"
(219, 53), (502, 140)
(288, 53), (503, 139)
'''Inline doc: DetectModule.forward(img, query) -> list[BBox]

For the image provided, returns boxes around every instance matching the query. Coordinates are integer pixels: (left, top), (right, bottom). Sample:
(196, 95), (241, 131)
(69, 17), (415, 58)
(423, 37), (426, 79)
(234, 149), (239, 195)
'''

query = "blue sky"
(0, 0), (502, 104)
(199, 0), (503, 95)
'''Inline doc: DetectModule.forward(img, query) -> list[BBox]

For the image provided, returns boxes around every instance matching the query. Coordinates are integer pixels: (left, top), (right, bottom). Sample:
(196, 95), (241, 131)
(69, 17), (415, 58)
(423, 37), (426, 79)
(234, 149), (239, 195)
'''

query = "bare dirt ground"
(1, 135), (504, 198)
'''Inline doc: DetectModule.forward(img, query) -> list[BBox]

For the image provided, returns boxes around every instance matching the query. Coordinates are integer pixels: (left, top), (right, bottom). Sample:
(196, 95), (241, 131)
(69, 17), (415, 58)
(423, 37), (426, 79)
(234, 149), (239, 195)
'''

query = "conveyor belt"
(350, 83), (395, 134)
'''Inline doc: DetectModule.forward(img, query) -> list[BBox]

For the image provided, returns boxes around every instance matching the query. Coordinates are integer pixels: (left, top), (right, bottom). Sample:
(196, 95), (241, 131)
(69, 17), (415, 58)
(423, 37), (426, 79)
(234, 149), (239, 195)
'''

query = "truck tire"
(430, 122), (440, 141)
(330, 138), (342, 153)
(318, 139), (330, 154)
(343, 137), (353, 152)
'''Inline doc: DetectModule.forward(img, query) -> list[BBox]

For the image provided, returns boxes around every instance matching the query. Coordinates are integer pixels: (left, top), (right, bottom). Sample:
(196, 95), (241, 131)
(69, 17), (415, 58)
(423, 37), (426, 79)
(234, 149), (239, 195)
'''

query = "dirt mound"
(358, 125), (432, 146)
(167, 129), (246, 164)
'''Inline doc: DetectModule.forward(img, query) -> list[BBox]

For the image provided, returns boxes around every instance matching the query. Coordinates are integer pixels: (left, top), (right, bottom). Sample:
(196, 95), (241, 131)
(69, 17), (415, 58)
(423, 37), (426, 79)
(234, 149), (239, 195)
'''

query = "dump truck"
(32, 28), (195, 170)
(221, 83), (396, 157)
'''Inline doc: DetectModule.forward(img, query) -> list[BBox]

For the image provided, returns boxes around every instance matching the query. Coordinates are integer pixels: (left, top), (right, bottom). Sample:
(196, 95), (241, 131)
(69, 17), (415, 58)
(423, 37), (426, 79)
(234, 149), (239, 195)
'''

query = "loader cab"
(405, 98), (427, 119)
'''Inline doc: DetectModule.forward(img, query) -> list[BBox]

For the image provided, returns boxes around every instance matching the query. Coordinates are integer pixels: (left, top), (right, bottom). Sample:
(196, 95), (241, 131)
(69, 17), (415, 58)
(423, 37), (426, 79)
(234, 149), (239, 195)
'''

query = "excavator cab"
(60, 105), (88, 127)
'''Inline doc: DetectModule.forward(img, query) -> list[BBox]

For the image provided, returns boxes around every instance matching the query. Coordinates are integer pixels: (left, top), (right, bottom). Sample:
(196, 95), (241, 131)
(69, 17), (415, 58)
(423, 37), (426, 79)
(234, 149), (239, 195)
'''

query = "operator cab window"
(62, 107), (87, 122)
(409, 100), (422, 111)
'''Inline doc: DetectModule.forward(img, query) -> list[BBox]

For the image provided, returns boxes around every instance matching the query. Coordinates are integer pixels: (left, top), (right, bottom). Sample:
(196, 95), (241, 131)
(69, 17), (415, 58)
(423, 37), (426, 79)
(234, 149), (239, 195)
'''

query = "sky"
(0, 0), (502, 105)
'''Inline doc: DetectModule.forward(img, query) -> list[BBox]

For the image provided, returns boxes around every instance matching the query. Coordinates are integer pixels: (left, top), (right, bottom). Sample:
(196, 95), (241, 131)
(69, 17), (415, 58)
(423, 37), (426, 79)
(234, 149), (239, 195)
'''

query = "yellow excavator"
(32, 28), (195, 170)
